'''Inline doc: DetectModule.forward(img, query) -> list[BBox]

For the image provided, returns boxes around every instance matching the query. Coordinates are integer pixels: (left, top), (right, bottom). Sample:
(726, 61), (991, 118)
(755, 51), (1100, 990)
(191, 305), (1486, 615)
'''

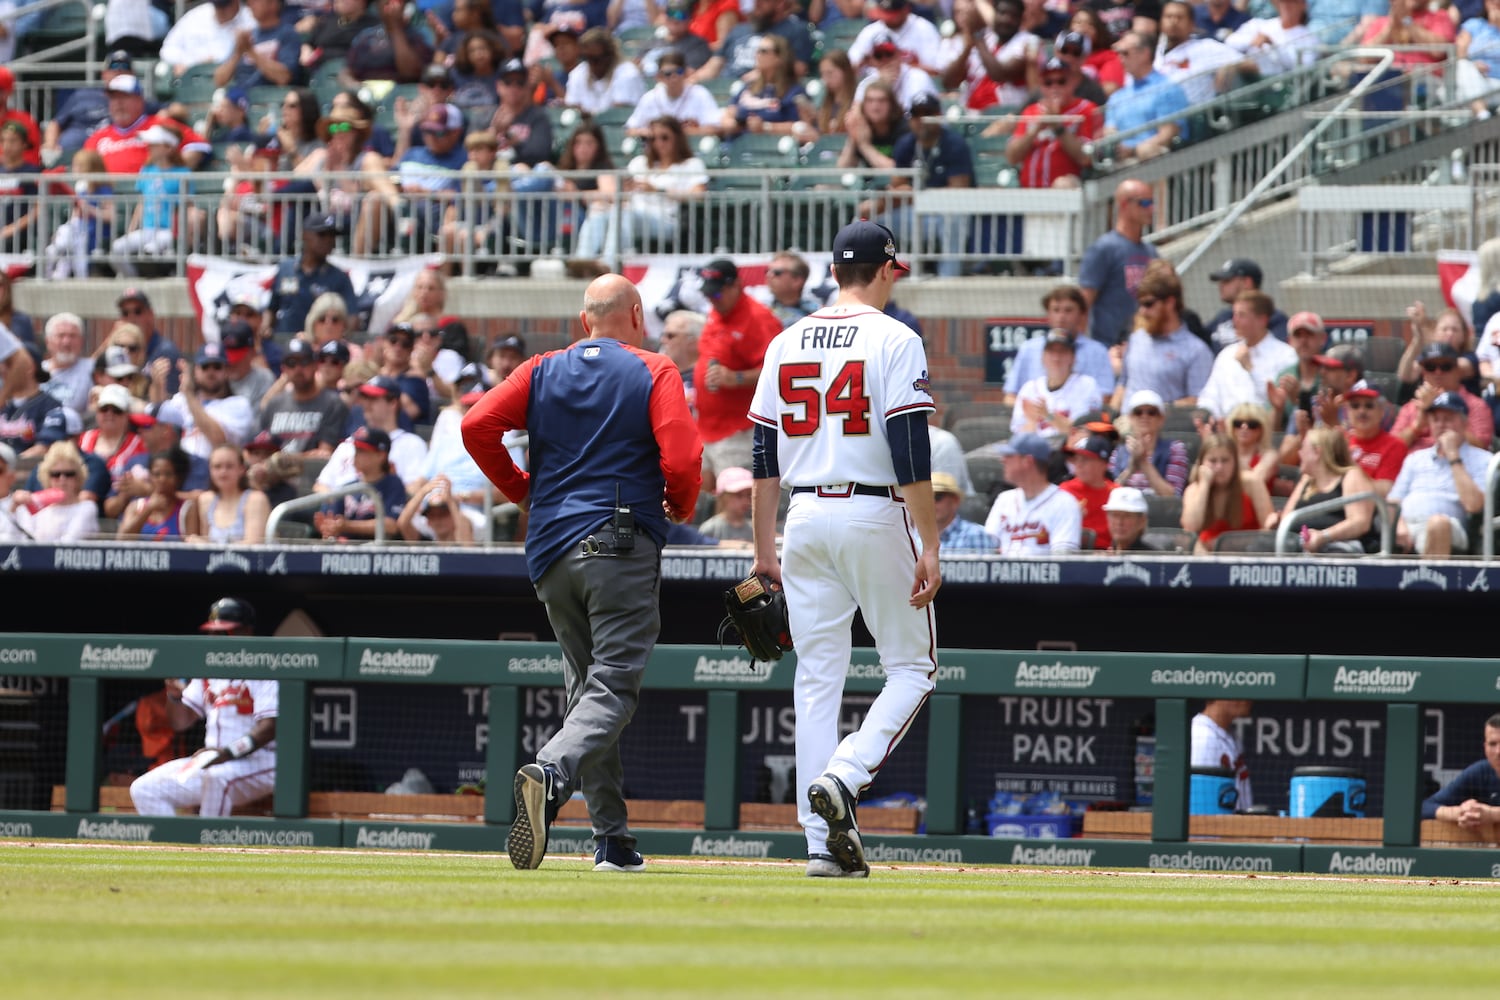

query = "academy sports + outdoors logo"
(203, 649), (321, 672)
(1331, 666), (1420, 695)
(357, 648), (438, 677)
(354, 826), (435, 850)
(1149, 667), (1279, 689)
(694, 655), (774, 684)
(1327, 852), (1414, 876)
(1014, 661), (1099, 689)
(79, 644), (158, 672)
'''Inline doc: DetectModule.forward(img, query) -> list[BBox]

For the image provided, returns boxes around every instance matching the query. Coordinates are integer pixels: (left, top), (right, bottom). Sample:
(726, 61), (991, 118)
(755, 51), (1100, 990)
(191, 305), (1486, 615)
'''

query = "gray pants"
(532, 534), (662, 849)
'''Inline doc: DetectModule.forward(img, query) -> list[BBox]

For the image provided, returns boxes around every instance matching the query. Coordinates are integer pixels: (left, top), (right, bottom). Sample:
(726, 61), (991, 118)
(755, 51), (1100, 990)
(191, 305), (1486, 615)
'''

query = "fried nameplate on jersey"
(734, 574), (771, 604)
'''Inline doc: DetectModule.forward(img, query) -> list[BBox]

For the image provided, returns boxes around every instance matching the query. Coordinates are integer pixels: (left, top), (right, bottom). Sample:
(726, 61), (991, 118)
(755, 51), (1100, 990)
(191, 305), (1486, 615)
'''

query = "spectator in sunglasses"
(1080, 177), (1160, 346)
(1391, 342), (1493, 450)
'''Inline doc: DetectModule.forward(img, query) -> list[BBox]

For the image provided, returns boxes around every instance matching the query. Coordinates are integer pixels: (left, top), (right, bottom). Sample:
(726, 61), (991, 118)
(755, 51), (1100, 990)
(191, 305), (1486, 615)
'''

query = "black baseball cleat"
(508, 763), (556, 870)
(808, 774), (869, 877)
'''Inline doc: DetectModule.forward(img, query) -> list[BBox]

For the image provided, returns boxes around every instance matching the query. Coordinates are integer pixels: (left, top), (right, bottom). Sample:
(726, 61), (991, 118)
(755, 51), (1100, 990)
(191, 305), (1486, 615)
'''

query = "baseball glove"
(718, 573), (793, 662)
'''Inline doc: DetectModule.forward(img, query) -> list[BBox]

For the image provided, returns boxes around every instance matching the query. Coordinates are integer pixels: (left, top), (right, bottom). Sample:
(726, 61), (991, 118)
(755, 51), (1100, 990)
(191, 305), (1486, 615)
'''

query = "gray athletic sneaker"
(807, 774), (869, 877)
(806, 852), (868, 878)
(508, 763), (554, 870)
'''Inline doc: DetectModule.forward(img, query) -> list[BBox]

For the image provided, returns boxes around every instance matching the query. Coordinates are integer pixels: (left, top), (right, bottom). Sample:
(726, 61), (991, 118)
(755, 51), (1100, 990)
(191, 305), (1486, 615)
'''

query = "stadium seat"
(617, 25), (657, 61)
(964, 450), (1007, 498)
(1143, 528), (1195, 553)
(172, 65), (221, 107)
(1362, 337), (1404, 372)
(591, 106), (635, 129)
(1145, 494), (1183, 528)
(1212, 529), (1278, 553)
(312, 58), (348, 110)
(950, 415), (1011, 452)
(720, 132), (797, 170)
(798, 133), (846, 169)
(818, 19), (865, 54)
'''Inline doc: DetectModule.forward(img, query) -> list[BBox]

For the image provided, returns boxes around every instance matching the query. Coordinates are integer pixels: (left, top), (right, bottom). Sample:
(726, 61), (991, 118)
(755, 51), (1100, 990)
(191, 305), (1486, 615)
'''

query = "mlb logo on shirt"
(584, 347), (600, 357)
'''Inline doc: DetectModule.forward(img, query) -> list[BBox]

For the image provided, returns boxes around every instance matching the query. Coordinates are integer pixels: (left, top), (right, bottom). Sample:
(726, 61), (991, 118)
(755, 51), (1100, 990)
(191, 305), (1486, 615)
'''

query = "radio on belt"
(612, 484), (634, 551)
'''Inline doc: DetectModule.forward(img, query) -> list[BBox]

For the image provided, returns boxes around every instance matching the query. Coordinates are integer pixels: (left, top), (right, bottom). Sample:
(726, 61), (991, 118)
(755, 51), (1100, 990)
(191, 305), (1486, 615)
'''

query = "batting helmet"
(200, 597), (257, 634)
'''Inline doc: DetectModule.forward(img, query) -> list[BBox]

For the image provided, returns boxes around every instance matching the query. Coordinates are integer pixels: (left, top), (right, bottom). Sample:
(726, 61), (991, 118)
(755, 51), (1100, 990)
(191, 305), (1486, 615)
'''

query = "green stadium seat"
(172, 65), (221, 107)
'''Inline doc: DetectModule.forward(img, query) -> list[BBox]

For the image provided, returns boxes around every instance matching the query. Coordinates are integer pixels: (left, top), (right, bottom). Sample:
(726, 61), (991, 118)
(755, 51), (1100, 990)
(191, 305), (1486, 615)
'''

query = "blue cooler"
(1189, 767), (1238, 815)
(1289, 767), (1366, 818)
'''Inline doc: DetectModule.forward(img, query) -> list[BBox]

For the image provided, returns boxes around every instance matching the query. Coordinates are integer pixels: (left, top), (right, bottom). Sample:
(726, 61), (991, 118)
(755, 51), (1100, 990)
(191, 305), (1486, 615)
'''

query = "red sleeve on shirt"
(1374, 437), (1408, 482)
(460, 354), (541, 504)
(635, 347), (704, 522)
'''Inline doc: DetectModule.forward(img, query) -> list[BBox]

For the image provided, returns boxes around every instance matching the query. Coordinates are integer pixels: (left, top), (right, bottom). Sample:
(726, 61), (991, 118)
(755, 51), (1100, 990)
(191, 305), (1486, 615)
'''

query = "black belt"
(791, 484), (893, 498)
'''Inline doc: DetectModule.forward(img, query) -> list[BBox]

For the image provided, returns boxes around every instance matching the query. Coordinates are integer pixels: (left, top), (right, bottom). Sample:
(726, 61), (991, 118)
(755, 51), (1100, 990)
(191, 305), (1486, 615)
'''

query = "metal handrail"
(1177, 47), (1397, 278)
(1481, 451), (1500, 560)
(1274, 489), (1392, 556)
(3, 0), (101, 70)
(266, 483), (386, 544)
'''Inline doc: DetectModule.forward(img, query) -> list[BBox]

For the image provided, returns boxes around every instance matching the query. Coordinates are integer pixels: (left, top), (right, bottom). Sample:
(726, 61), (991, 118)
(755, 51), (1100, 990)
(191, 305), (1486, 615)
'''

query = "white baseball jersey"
(129, 678), (279, 817)
(747, 306), (935, 486)
(1010, 372), (1104, 440)
(1191, 712), (1253, 810)
(748, 300), (938, 862)
(984, 484), (1082, 556)
(182, 678), (279, 752)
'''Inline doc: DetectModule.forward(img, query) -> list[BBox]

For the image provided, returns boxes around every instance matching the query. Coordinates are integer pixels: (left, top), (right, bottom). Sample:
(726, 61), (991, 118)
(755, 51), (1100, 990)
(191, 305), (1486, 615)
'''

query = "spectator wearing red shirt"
(1344, 378), (1407, 497)
(1006, 56), (1098, 189)
(0, 67), (42, 167)
(1391, 343), (1493, 451)
(692, 259), (781, 480)
(83, 76), (210, 174)
(1359, 0), (1455, 69)
(689, 0), (742, 53)
(1060, 433), (1118, 549)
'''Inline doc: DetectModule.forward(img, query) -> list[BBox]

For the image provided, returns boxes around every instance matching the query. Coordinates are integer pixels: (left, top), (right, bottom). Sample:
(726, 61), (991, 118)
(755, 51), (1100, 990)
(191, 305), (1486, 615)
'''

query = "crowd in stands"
(0, 1), (1497, 556)
(1, 0), (1492, 273)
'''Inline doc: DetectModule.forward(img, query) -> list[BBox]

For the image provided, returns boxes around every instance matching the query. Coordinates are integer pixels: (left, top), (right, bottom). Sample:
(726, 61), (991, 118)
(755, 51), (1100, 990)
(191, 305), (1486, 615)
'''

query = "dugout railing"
(0, 636), (1497, 877)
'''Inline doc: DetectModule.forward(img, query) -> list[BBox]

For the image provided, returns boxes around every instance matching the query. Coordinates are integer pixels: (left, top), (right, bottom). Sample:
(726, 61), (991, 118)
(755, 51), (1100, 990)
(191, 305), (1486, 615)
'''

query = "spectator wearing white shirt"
(158, 0), (256, 77)
(165, 345), (257, 460)
(849, 0), (945, 76)
(852, 33), (941, 112)
(1196, 290), (1299, 419)
(625, 51), (723, 136)
(315, 374), (429, 492)
(1153, 0), (1247, 106)
(939, 0), (1040, 112)
(564, 28), (645, 114)
(41, 312), (94, 415)
(1388, 391), (1491, 557)
(1225, 0), (1321, 77)
(985, 432), (1082, 556)
(1011, 331), (1104, 441)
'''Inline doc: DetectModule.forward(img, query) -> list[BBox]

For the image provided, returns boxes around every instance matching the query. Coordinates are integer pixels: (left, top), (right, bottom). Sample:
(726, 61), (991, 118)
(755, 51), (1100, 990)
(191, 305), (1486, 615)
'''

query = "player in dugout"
(128, 597), (278, 817)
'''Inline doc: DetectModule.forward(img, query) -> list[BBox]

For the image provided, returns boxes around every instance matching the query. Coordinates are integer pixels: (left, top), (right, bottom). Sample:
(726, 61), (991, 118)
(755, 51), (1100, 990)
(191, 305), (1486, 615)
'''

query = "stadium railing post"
(64, 678), (103, 813)
(272, 681), (311, 818)
(1151, 698), (1190, 843)
(704, 690), (740, 830)
(923, 694), (963, 835)
(1381, 703), (1422, 848)
(483, 685), (521, 825)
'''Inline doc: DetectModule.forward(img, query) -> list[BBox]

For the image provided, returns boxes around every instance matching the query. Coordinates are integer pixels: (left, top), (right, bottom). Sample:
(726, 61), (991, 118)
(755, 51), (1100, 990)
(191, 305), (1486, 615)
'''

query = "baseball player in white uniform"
(1191, 699), (1253, 810)
(129, 598), (279, 817)
(747, 220), (942, 879)
(984, 432), (1081, 556)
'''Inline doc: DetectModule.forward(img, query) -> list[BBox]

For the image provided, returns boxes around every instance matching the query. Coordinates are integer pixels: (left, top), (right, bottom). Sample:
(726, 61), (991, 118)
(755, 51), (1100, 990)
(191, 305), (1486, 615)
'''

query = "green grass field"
(2, 844), (1496, 999)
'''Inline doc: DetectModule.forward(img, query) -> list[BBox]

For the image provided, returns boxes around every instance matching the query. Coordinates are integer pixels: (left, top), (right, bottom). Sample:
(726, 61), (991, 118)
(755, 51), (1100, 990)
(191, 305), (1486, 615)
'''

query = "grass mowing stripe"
(2, 846), (1496, 999)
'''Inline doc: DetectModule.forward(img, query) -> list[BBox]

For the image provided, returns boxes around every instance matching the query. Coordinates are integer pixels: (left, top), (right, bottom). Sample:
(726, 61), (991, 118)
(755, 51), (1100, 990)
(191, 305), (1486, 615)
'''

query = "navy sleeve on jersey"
(886, 411), (931, 486)
(752, 423), (779, 479)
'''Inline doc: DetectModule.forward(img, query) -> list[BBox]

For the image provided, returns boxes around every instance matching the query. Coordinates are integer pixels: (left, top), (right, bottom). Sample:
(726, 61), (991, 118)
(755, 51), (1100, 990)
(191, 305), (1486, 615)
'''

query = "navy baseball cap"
(1427, 390), (1468, 414)
(37, 407), (83, 444)
(352, 426), (392, 452)
(195, 342), (228, 365)
(1419, 342), (1459, 364)
(998, 432), (1052, 464)
(1043, 329), (1076, 349)
(698, 259), (738, 296)
(1055, 30), (1091, 56)
(455, 361), (492, 390)
(318, 340), (351, 364)
(303, 211), (339, 234)
(358, 374), (401, 400)
(490, 333), (526, 355)
(1067, 434), (1113, 462)
(220, 320), (255, 361)
(284, 338), (316, 363)
(105, 49), (134, 71)
(1208, 258), (1263, 284)
(130, 400), (186, 430)
(832, 220), (909, 272)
